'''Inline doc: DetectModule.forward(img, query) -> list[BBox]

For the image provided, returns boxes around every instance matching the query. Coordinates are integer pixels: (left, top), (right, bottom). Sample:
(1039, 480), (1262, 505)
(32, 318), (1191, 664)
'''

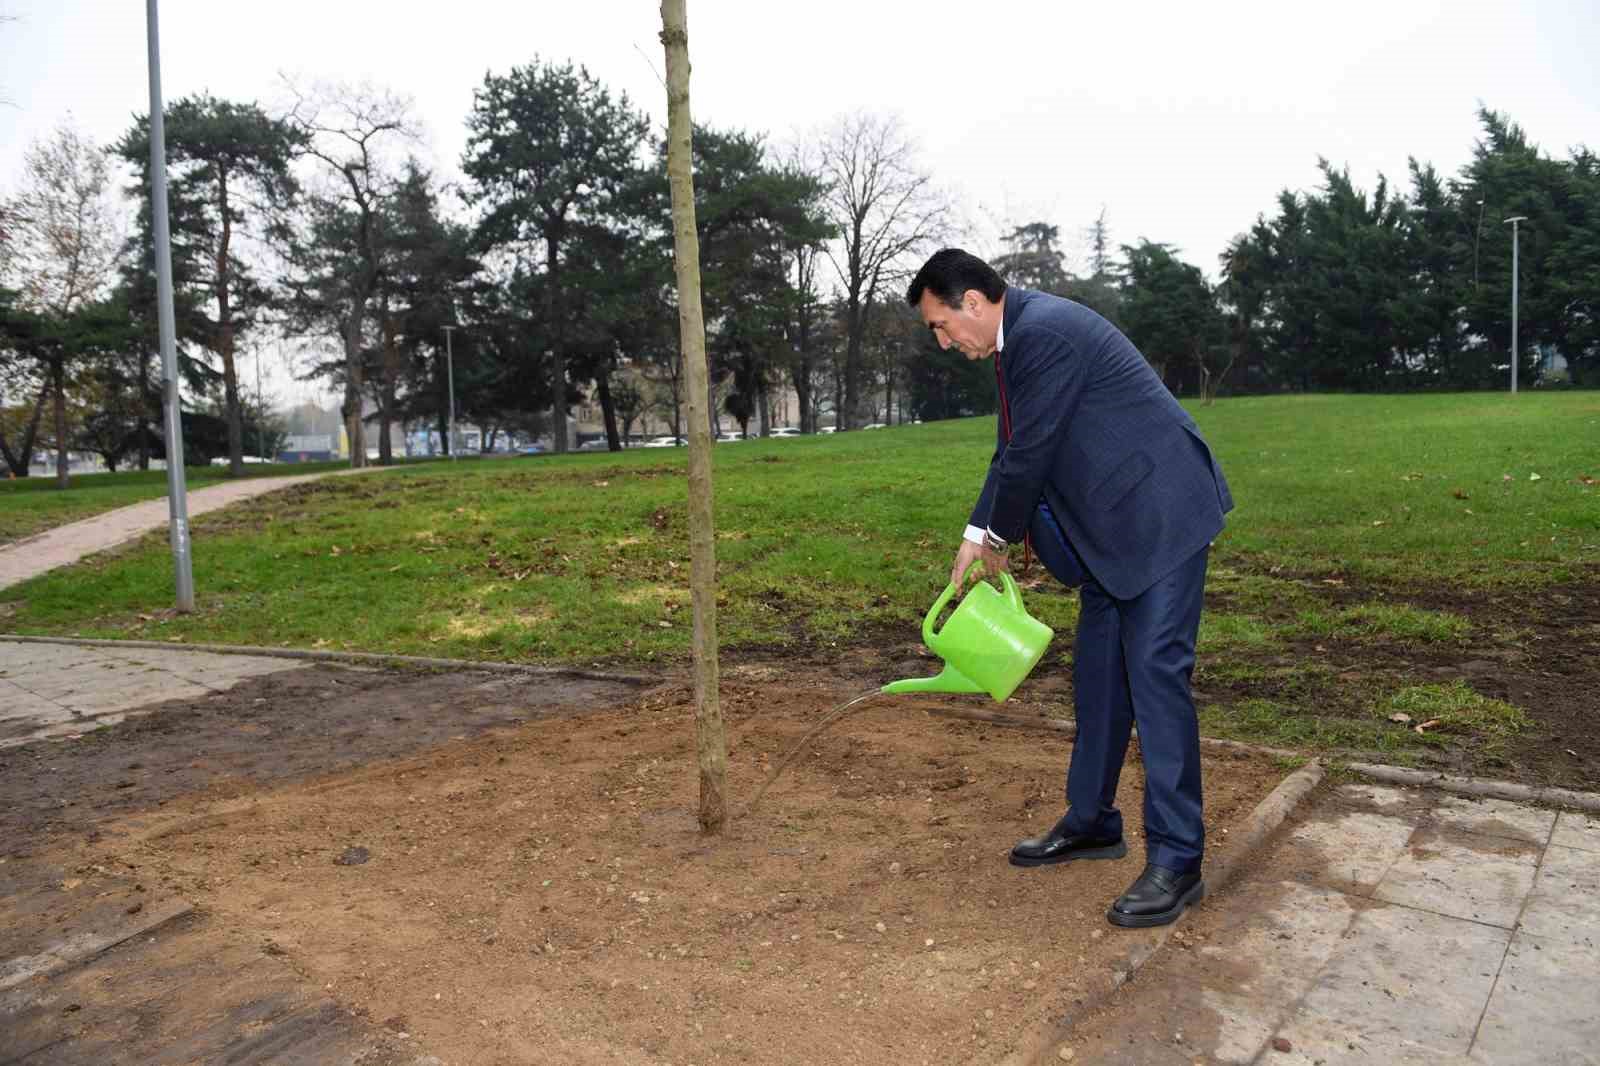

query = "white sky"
(3, 0), (1597, 404)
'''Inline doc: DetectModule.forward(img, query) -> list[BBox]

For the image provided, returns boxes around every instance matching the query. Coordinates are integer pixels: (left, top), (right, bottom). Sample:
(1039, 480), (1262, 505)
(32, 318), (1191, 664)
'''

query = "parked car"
(577, 438), (612, 451)
(818, 426), (837, 434)
(515, 444), (544, 456)
(643, 436), (686, 448)
(715, 432), (745, 442)
(862, 422), (888, 430)
(767, 427), (801, 438)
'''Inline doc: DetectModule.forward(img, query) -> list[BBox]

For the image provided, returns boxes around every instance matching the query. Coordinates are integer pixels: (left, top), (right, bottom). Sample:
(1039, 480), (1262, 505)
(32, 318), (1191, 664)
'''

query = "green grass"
(0, 392), (1593, 669)
(1292, 603), (1472, 643)
(0, 459), (388, 545)
(1195, 392), (1599, 584)
(1200, 679), (1528, 762)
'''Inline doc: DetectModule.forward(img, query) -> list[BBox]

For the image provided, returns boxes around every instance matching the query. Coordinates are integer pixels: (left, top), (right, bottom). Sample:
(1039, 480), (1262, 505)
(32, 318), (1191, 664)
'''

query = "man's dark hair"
(905, 248), (1007, 309)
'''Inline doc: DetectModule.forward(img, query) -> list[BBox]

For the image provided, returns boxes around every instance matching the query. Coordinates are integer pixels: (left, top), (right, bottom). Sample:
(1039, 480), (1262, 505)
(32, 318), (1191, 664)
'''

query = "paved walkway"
(0, 468), (380, 591)
(0, 639), (309, 748)
(1059, 781), (1600, 1065)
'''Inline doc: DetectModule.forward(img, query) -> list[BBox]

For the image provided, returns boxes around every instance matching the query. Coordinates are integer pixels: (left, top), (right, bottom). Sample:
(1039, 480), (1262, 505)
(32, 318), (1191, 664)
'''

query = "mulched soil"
(1, 661), (1286, 1066)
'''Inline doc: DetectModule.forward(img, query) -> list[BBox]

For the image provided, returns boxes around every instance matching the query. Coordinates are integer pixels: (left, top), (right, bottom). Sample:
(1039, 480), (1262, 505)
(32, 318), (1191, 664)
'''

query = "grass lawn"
(0, 459), (387, 546)
(1, 391), (1595, 777)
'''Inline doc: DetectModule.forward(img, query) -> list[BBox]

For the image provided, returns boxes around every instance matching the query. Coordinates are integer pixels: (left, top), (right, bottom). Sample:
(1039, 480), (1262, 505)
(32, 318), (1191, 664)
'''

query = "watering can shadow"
(883, 570), (1054, 703)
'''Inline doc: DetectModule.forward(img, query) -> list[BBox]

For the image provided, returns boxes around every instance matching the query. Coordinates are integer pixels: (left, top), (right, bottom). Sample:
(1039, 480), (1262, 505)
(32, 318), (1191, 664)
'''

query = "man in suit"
(907, 248), (1233, 928)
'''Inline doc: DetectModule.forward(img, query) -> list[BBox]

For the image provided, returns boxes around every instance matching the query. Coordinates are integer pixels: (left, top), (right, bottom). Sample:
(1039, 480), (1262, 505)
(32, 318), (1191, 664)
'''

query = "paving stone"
(1276, 810), (1416, 895)
(1293, 903), (1509, 1056)
(1373, 835), (1538, 928)
(1470, 931), (1600, 1065)
(1549, 811), (1600, 855)
(1269, 1006), (1478, 1065)
(1427, 794), (1557, 844)
(1517, 844), (1600, 949)
(1187, 881), (1359, 1062)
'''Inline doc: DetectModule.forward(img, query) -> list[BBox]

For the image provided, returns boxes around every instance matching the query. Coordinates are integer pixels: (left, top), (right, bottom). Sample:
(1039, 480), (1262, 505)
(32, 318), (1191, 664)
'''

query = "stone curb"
(1345, 761), (1600, 814)
(0, 633), (655, 687)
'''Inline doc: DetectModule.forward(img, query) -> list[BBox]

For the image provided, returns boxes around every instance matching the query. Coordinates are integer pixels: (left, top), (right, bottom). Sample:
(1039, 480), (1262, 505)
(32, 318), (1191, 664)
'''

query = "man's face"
(917, 290), (995, 360)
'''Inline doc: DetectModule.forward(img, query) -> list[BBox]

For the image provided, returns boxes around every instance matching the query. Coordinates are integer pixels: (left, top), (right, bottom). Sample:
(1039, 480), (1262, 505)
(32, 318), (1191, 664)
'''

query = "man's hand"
(950, 538), (1009, 591)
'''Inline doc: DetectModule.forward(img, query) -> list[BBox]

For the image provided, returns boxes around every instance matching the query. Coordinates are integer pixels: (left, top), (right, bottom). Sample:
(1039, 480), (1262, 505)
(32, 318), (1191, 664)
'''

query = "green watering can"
(883, 570), (1054, 702)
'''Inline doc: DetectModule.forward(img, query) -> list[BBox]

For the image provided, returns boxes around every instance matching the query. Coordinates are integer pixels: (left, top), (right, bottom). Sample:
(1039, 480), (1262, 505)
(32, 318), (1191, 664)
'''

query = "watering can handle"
(999, 570), (1024, 613)
(924, 566), (1026, 646)
(922, 581), (960, 647)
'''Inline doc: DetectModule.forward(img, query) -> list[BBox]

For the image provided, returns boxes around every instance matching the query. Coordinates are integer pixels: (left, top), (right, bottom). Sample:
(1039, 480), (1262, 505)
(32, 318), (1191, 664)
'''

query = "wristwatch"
(981, 528), (1009, 553)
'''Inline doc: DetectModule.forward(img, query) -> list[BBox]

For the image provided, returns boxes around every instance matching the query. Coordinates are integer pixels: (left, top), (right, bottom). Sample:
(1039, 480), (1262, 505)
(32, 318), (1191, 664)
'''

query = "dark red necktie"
(994, 352), (1033, 569)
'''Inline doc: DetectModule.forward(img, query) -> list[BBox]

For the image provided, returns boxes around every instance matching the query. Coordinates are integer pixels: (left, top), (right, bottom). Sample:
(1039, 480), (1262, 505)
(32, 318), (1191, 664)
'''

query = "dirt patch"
(51, 676), (1285, 1066)
(0, 663), (647, 847)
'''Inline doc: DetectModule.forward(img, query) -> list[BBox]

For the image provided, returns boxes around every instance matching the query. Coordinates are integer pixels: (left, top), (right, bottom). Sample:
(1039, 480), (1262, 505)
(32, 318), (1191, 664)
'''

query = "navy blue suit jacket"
(969, 288), (1233, 601)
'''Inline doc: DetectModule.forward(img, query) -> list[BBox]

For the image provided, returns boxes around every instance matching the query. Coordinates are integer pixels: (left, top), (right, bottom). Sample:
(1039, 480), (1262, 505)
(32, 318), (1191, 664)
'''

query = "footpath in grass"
(0, 459), (378, 546)
(1, 392), (1595, 786)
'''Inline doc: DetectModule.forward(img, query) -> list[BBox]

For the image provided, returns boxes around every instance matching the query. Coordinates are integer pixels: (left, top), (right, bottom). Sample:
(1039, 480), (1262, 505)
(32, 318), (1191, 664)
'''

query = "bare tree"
(660, 0), (728, 834)
(1, 121), (121, 485)
(817, 113), (946, 430)
(285, 81), (416, 469)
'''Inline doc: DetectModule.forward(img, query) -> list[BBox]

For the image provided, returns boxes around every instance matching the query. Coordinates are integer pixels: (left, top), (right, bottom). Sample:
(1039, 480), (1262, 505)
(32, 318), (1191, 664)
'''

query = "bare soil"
(3, 663), (1285, 1066)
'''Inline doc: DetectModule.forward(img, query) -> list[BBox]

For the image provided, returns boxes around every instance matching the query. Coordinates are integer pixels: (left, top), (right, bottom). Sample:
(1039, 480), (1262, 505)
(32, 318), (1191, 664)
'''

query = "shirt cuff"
(963, 524), (985, 545)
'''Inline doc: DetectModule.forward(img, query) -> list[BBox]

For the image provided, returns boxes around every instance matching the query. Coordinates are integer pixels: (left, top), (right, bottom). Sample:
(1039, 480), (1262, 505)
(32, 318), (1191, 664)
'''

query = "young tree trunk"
(214, 170), (247, 478)
(51, 362), (69, 488)
(757, 385), (770, 435)
(660, 0), (727, 834)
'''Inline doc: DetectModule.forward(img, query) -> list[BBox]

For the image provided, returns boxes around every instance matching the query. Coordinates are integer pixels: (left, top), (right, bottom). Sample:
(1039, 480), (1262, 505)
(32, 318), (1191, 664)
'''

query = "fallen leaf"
(1502, 473), (1513, 481)
(1271, 1037), (1293, 1053)
(1464, 508), (1475, 514)
(1389, 712), (1413, 724)
(1414, 718), (1443, 734)
(1452, 489), (1471, 500)
(1372, 520), (1386, 527)
(1578, 475), (1596, 486)
(1529, 472), (1542, 481)
(591, 480), (609, 488)
(1565, 749), (1579, 757)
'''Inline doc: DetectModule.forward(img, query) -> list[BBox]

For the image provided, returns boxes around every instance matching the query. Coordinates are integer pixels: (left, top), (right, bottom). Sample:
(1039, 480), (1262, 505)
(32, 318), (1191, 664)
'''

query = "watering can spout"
(882, 663), (986, 696)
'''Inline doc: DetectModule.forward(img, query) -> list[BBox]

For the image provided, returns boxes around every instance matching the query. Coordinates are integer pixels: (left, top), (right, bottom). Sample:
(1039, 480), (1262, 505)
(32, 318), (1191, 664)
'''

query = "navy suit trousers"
(1033, 503), (1209, 874)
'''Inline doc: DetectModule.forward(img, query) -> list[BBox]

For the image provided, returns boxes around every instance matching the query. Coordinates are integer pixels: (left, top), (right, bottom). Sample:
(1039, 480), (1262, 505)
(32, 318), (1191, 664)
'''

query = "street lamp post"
(143, 0), (194, 612)
(1503, 216), (1528, 394)
(442, 326), (457, 460)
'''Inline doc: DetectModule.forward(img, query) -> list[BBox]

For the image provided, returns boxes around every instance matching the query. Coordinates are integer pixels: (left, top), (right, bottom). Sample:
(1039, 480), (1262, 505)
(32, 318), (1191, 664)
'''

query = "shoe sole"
(1105, 879), (1205, 928)
(1008, 840), (1128, 868)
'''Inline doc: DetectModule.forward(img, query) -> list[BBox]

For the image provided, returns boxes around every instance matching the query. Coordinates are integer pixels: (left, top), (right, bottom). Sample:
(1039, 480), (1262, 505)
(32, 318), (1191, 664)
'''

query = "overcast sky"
(2, 0), (1596, 404)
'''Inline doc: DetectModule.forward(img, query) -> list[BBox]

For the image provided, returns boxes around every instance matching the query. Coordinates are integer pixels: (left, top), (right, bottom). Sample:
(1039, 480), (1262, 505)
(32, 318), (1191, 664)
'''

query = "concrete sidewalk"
(1057, 781), (1600, 1065)
(0, 639), (309, 748)
(0, 467), (382, 591)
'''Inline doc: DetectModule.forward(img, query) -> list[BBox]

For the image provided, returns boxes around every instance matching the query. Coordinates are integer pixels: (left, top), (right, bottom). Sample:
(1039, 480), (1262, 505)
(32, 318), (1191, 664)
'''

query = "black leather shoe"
(1107, 864), (1204, 927)
(1009, 815), (1128, 867)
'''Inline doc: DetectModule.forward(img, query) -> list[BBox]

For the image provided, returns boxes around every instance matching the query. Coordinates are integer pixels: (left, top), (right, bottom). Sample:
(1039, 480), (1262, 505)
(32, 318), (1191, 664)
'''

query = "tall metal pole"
(442, 325), (457, 460)
(145, 0), (194, 612)
(1504, 216), (1527, 394)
